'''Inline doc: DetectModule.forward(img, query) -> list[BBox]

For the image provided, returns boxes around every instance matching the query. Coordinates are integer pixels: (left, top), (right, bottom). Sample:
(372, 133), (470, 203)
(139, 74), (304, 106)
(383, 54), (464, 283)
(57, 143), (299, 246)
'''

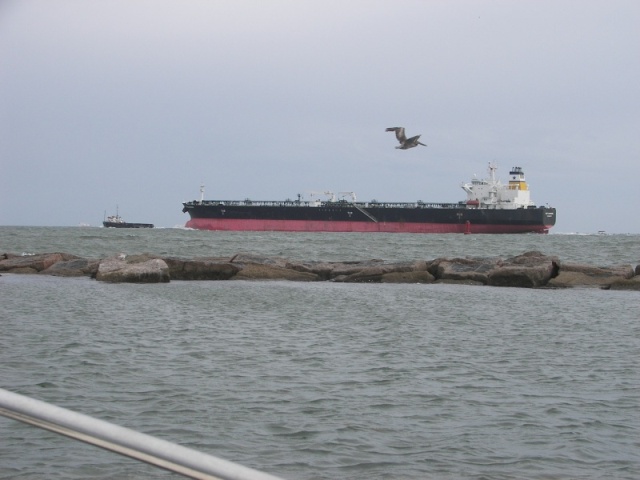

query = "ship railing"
(0, 387), (284, 480)
(194, 200), (319, 208)
(365, 202), (461, 209)
(189, 200), (464, 209)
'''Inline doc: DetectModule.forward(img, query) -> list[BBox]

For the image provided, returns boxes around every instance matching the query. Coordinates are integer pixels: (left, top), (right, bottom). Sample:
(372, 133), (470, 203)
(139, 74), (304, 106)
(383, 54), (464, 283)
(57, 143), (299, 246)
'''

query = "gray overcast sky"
(1, 0), (639, 233)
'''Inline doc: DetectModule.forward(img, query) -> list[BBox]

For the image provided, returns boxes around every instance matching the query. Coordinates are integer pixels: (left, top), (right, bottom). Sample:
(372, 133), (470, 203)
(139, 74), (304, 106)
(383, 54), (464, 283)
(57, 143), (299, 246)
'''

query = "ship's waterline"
(182, 164), (556, 234)
(185, 217), (553, 234)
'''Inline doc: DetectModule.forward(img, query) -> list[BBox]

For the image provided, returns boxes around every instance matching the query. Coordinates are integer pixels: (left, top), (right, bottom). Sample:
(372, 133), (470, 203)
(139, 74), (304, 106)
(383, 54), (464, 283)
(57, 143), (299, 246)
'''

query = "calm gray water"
(2, 226), (640, 264)
(1, 227), (639, 479)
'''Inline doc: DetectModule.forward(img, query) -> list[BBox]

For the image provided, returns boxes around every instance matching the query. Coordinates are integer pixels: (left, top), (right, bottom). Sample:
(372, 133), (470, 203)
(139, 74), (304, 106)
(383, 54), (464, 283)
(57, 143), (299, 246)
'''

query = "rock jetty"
(1, 251), (638, 290)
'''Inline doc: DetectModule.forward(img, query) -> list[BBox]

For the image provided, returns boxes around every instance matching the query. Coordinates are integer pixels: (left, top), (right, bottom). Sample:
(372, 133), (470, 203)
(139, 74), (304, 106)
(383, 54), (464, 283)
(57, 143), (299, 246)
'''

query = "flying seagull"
(386, 127), (427, 149)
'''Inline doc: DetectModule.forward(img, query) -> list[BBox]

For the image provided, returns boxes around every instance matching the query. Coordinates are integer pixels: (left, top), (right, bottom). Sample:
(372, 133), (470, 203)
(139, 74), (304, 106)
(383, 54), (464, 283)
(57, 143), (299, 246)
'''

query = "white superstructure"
(461, 163), (535, 210)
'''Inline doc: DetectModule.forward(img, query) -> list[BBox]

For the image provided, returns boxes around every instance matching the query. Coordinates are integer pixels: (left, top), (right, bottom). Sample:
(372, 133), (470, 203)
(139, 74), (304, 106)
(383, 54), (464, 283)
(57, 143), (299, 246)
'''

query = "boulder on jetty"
(1, 250), (637, 289)
(428, 251), (559, 288)
(334, 260), (432, 283)
(234, 263), (319, 281)
(428, 256), (501, 285)
(547, 262), (634, 288)
(94, 254), (170, 283)
(285, 259), (433, 283)
(608, 276), (640, 291)
(229, 253), (319, 281)
(163, 257), (240, 280)
(42, 258), (100, 277)
(0, 252), (80, 274)
(487, 251), (560, 288)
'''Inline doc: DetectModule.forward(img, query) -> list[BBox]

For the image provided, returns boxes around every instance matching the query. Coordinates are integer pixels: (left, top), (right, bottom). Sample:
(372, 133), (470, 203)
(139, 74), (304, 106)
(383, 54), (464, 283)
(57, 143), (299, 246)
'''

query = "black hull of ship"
(103, 222), (154, 229)
(182, 201), (556, 234)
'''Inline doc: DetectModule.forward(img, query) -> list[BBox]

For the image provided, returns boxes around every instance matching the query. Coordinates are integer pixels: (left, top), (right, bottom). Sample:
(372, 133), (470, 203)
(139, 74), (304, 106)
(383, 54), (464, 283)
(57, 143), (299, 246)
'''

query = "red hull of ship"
(185, 218), (550, 234)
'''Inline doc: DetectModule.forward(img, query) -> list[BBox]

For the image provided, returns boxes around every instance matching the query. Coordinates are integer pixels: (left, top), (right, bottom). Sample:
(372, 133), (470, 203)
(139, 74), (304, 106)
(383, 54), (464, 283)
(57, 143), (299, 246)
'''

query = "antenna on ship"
(488, 162), (498, 183)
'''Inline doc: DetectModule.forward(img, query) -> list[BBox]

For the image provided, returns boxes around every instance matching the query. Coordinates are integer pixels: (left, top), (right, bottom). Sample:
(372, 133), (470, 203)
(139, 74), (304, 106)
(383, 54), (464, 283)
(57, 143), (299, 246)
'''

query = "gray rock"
(229, 253), (290, 268)
(429, 256), (501, 284)
(333, 265), (388, 282)
(0, 252), (80, 273)
(233, 263), (318, 281)
(95, 255), (170, 283)
(41, 258), (100, 277)
(163, 257), (240, 280)
(548, 262), (635, 288)
(434, 278), (485, 286)
(427, 251), (559, 288)
(487, 251), (560, 288)
(381, 270), (435, 284)
(609, 277), (640, 291)
(286, 261), (335, 280)
(287, 259), (387, 281)
(334, 260), (429, 283)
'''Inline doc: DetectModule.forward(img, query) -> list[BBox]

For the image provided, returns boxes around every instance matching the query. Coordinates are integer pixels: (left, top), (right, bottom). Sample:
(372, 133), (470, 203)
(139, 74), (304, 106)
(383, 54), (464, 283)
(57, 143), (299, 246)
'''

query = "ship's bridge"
(461, 163), (534, 210)
(508, 166), (528, 191)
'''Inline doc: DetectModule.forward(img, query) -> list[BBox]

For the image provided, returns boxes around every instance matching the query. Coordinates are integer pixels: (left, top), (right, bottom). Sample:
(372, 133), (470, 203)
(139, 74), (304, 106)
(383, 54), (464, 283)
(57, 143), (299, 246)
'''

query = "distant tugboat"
(103, 207), (153, 229)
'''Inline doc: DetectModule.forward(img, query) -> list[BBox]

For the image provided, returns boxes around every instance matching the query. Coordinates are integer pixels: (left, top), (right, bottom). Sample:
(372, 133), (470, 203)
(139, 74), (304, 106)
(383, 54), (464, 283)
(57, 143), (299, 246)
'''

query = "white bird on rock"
(385, 127), (427, 149)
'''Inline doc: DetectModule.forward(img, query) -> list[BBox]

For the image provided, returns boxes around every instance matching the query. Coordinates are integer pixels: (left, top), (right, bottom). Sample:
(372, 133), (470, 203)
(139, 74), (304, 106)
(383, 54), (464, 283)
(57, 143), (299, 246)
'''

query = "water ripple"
(1, 236), (639, 479)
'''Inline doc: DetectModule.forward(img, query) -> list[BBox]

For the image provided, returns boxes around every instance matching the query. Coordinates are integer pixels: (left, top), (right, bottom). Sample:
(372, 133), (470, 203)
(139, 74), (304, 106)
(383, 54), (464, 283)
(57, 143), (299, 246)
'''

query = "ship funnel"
(508, 167), (528, 191)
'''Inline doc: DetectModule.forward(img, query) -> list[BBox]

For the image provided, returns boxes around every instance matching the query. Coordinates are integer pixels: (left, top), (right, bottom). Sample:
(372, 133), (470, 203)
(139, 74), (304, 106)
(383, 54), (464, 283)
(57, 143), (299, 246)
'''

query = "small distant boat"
(103, 208), (153, 229)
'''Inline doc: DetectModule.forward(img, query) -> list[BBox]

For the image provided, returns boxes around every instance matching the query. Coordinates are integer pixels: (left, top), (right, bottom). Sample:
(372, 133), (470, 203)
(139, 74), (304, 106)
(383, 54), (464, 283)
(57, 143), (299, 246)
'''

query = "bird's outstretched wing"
(386, 127), (406, 143)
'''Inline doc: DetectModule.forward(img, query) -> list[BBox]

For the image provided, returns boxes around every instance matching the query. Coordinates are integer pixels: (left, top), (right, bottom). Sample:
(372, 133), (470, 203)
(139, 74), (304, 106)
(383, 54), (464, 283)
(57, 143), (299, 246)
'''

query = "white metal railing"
(0, 388), (285, 480)
(185, 199), (463, 209)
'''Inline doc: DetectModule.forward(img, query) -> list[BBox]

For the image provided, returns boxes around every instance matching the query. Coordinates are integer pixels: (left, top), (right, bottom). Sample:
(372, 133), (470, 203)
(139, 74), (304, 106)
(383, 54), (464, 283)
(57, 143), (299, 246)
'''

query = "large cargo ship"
(182, 164), (556, 234)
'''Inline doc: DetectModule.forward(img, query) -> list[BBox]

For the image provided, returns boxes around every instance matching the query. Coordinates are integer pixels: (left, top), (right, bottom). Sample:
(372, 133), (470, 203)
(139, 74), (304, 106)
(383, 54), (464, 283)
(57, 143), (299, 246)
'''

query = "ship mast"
(488, 162), (498, 185)
(199, 184), (205, 203)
